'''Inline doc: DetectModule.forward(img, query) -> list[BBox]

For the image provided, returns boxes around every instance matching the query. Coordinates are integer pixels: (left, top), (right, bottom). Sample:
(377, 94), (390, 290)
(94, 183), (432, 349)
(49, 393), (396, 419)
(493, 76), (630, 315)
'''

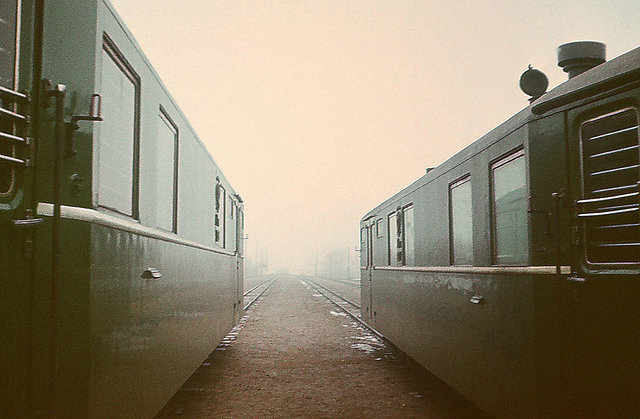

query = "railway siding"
(157, 274), (484, 418)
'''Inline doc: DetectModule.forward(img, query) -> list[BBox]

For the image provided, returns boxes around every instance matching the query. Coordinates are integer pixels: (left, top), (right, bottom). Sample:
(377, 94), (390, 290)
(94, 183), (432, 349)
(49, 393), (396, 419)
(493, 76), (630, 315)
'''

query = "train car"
(1, 0), (244, 417)
(360, 42), (639, 417)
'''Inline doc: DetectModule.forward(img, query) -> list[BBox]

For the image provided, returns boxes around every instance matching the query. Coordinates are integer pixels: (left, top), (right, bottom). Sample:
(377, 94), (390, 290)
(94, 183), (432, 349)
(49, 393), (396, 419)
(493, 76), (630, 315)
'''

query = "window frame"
(0, 0), (19, 91)
(490, 148), (529, 266)
(0, 0), (21, 198)
(387, 211), (398, 266)
(215, 183), (226, 248)
(375, 218), (383, 238)
(97, 33), (141, 218)
(402, 204), (415, 266)
(157, 106), (179, 233)
(449, 175), (473, 266)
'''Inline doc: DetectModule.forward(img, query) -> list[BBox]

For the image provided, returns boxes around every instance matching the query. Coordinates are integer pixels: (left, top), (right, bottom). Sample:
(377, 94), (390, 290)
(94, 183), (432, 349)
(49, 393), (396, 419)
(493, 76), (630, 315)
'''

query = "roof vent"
(557, 41), (606, 79)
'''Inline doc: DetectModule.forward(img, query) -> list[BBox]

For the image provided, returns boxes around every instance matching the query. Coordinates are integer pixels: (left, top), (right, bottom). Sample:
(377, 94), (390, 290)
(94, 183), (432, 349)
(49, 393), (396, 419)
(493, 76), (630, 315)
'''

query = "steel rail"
(243, 277), (277, 311)
(321, 277), (361, 288)
(303, 279), (384, 340)
(307, 278), (361, 310)
(244, 278), (273, 297)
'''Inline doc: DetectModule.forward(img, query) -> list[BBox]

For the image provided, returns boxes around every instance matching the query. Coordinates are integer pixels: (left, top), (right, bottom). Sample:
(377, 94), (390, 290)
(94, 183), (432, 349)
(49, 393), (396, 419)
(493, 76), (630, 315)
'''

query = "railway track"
(243, 276), (278, 310)
(315, 276), (361, 289)
(304, 278), (384, 340)
(306, 278), (361, 310)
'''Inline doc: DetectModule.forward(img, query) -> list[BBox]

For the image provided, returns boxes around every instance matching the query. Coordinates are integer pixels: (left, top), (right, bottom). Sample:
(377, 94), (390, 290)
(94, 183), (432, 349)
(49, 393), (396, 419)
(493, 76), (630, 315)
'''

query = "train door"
(0, 0), (41, 416)
(366, 222), (374, 319)
(360, 222), (374, 322)
(564, 90), (640, 415)
(235, 205), (244, 321)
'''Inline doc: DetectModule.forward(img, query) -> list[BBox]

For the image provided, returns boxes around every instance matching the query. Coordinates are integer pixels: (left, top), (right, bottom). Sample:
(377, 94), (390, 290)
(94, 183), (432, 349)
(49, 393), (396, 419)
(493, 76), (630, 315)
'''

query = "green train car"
(360, 42), (639, 417)
(1, 1), (244, 417)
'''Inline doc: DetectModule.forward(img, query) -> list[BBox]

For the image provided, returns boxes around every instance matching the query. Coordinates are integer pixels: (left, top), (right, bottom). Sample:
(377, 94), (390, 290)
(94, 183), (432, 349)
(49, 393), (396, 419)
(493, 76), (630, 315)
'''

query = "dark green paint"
(1, 1), (243, 417)
(361, 48), (640, 416)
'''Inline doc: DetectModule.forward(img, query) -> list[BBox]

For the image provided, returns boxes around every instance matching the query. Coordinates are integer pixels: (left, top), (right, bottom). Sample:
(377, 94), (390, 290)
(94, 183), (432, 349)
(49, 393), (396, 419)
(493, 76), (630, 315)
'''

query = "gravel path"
(156, 275), (484, 418)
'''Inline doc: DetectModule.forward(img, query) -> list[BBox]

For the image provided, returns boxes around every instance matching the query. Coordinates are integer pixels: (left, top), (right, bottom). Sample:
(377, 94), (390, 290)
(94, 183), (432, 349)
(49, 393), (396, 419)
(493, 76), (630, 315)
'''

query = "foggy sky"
(107, 0), (640, 273)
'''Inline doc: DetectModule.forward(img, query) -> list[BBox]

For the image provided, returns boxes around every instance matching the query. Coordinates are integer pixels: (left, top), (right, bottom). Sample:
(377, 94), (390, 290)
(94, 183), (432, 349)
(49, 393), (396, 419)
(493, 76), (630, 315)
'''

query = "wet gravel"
(311, 276), (361, 307)
(156, 274), (486, 418)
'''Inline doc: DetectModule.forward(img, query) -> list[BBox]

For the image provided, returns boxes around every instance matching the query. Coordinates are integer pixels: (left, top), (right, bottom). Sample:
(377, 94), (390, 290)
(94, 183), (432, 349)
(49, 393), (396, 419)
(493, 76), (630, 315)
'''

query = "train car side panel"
(88, 224), (236, 418)
(362, 45), (640, 417)
(364, 120), (554, 416)
(3, 0), (244, 416)
(563, 86), (640, 415)
(0, 0), (39, 415)
(526, 112), (573, 414)
(372, 269), (539, 416)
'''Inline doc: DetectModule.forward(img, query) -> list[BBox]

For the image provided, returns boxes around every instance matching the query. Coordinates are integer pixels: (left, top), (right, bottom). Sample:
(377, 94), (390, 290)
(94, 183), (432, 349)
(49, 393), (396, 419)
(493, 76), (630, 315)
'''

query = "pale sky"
(108, 0), (640, 273)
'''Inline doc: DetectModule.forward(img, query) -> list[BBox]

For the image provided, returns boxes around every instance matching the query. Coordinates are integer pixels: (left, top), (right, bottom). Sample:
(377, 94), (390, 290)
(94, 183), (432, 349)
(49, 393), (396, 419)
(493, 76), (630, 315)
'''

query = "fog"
(108, 0), (640, 276)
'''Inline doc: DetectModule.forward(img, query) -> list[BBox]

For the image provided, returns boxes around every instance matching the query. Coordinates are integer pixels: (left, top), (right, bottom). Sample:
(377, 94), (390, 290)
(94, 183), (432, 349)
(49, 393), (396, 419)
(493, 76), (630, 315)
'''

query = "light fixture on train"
(519, 65), (548, 101)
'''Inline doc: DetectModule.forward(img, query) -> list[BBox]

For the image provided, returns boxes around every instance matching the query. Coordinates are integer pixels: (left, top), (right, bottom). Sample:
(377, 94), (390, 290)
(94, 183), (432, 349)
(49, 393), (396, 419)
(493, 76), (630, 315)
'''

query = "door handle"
(141, 268), (162, 280)
(470, 295), (484, 304)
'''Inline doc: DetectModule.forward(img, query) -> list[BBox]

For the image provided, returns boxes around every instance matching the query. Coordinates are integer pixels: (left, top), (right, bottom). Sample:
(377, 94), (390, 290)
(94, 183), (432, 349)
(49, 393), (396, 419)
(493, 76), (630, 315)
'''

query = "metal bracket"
(65, 93), (102, 158)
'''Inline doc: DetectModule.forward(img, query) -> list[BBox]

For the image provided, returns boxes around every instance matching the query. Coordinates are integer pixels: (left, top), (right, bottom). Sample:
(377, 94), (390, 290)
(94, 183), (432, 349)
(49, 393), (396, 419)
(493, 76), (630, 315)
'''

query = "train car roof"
(532, 45), (640, 115)
(361, 44), (640, 224)
(361, 107), (531, 223)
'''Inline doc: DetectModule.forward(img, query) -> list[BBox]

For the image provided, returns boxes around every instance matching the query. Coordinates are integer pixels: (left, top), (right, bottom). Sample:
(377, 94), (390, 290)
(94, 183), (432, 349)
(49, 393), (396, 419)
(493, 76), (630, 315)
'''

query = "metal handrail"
(590, 144), (639, 159)
(590, 163), (639, 177)
(0, 154), (26, 166)
(587, 125), (638, 142)
(593, 183), (638, 194)
(576, 191), (638, 204)
(0, 85), (28, 101)
(593, 242), (640, 248)
(0, 131), (26, 143)
(596, 222), (640, 230)
(0, 106), (27, 122)
(577, 206), (639, 218)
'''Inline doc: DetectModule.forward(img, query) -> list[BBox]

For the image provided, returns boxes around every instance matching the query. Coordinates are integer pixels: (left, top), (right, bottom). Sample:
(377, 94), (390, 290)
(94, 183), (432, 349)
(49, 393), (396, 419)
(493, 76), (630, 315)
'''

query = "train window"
(360, 227), (367, 265)
(0, 0), (18, 90)
(491, 150), (528, 265)
(388, 212), (400, 266)
(403, 205), (415, 265)
(156, 108), (178, 232)
(450, 177), (473, 265)
(215, 183), (226, 247)
(578, 108), (639, 265)
(97, 36), (140, 217)
(376, 218), (383, 238)
(0, 0), (19, 197)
